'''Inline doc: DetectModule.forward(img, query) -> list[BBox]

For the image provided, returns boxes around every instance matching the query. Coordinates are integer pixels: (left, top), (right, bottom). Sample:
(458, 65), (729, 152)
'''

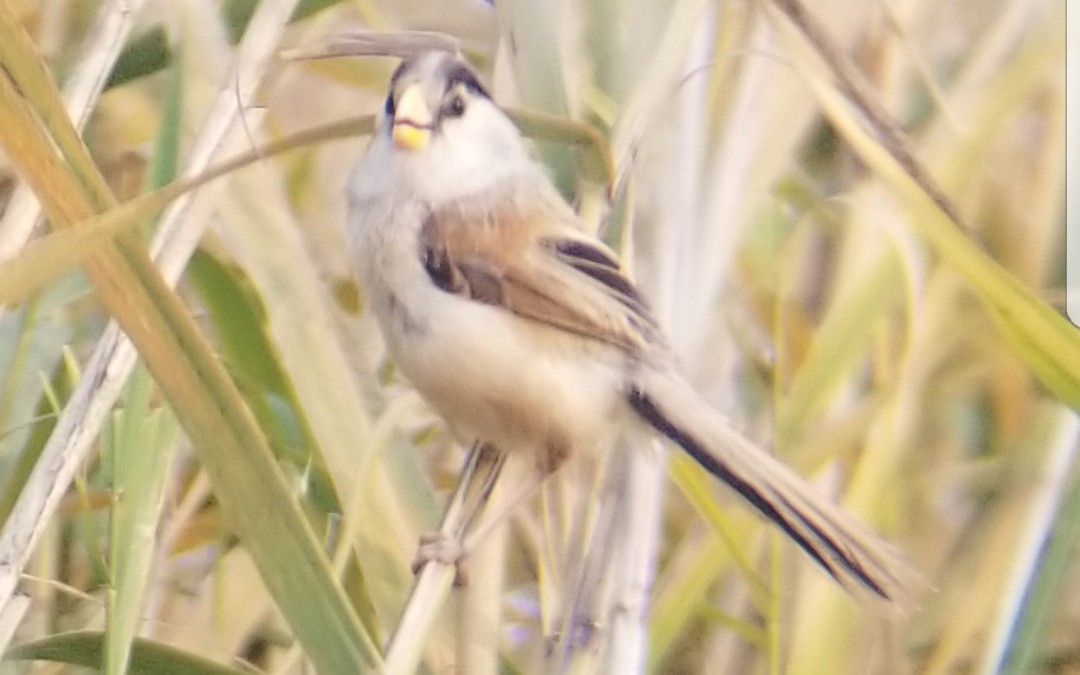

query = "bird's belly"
(379, 286), (627, 470)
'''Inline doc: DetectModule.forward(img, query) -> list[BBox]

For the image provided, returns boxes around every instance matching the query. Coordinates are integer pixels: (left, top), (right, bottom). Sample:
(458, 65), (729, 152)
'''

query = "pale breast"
(386, 282), (629, 473)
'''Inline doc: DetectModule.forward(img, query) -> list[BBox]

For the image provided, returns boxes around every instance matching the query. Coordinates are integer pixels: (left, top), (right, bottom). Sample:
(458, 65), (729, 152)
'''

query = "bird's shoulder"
(418, 187), (662, 353)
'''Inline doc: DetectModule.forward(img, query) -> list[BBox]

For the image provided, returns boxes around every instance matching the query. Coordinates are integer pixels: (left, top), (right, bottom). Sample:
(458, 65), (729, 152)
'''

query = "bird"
(346, 49), (909, 601)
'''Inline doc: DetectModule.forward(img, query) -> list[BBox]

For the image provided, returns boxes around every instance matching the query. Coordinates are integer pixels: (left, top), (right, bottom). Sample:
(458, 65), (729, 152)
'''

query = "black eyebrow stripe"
(389, 60), (409, 86)
(385, 60), (412, 116)
(445, 64), (490, 98)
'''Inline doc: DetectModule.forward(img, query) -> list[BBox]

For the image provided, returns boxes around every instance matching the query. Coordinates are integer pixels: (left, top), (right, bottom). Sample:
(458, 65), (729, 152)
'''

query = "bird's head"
(379, 51), (532, 202)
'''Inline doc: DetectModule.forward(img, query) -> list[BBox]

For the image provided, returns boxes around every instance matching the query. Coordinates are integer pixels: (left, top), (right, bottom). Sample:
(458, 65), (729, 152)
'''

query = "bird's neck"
(398, 150), (543, 209)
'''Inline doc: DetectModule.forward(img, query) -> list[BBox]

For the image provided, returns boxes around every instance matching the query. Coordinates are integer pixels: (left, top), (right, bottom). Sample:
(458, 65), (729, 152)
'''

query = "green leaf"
(186, 247), (341, 514)
(0, 5), (382, 672)
(5, 630), (250, 675)
(804, 55), (1080, 410)
(998, 410), (1080, 674)
(105, 366), (179, 675)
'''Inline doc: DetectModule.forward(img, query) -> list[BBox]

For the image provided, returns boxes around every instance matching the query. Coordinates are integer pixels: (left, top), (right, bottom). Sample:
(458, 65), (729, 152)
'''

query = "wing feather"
(419, 205), (658, 353)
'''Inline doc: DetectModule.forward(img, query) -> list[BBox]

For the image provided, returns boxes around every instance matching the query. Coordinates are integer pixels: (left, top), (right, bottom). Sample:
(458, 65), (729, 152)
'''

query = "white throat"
(395, 99), (535, 205)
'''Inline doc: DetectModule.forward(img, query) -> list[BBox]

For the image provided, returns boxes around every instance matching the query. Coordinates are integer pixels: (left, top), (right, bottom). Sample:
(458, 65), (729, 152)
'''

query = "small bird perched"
(347, 50), (908, 601)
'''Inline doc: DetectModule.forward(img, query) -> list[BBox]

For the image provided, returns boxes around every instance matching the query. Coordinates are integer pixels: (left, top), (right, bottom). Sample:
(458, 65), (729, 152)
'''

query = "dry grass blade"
(281, 29), (462, 61)
(0, 106), (605, 310)
(0, 216), (140, 306)
(814, 71), (1079, 403)
(0, 593), (30, 653)
(769, 0), (1080, 409)
(0, 2), (379, 672)
(0, 0), (148, 260)
(769, 0), (967, 232)
(0, 113), (372, 306)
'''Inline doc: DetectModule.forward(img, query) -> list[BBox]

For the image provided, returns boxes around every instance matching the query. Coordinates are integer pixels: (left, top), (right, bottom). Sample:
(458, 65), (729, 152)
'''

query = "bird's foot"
(412, 532), (469, 586)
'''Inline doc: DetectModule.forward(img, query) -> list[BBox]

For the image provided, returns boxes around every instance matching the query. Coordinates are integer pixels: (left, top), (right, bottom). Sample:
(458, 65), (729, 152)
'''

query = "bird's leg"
(457, 467), (546, 551)
(457, 443), (508, 536)
(412, 442), (506, 575)
(414, 449), (550, 579)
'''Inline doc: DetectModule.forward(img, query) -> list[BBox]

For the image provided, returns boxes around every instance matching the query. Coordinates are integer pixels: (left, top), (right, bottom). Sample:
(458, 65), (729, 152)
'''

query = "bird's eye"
(443, 94), (467, 118)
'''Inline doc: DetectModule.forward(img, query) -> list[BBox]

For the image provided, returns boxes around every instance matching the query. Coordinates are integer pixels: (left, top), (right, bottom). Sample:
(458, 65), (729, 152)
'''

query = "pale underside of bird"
(346, 49), (910, 602)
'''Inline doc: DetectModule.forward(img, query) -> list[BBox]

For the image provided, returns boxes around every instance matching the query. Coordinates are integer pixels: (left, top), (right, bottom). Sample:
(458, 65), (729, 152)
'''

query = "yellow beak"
(391, 84), (433, 151)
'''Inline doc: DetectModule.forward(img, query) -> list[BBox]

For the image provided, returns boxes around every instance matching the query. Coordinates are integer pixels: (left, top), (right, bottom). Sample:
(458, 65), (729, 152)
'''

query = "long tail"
(628, 368), (910, 601)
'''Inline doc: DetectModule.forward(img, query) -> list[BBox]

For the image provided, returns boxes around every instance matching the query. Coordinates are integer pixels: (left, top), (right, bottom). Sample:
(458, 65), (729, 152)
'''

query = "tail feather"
(629, 369), (911, 602)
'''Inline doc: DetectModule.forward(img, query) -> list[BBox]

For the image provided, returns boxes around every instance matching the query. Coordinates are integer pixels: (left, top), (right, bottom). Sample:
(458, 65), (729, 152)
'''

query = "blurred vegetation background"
(0, 0), (1071, 673)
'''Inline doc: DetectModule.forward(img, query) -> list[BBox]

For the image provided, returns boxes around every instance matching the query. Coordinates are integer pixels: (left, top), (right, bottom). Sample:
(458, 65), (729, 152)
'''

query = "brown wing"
(419, 203), (659, 354)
